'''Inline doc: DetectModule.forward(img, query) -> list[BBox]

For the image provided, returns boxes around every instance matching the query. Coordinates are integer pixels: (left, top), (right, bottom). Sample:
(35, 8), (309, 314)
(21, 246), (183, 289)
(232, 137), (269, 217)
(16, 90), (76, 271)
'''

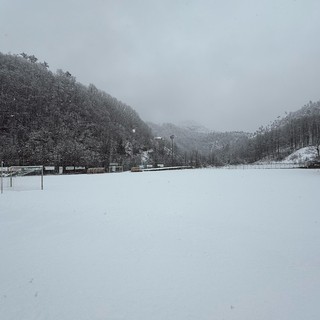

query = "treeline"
(1, 52), (319, 169)
(0, 52), (153, 169)
(249, 101), (320, 162)
(206, 103), (320, 165)
(150, 101), (320, 167)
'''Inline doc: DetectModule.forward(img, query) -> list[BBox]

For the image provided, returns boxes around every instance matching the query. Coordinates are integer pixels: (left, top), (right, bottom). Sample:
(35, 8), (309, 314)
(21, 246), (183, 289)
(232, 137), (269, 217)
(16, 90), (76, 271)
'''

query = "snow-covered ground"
(1, 169), (320, 320)
(282, 146), (318, 163)
(255, 146), (319, 165)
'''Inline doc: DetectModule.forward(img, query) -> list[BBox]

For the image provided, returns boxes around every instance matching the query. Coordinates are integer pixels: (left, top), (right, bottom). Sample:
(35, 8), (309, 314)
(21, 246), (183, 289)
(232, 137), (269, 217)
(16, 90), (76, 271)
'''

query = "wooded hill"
(1, 52), (319, 169)
(0, 52), (153, 169)
(149, 102), (320, 166)
(250, 101), (320, 162)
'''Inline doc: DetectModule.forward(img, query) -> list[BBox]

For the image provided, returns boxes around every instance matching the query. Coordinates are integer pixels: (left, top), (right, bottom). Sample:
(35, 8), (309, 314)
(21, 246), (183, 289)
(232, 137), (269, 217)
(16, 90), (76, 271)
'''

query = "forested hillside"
(209, 102), (320, 164)
(149, 102), (320, 166)
(0, 52), (153, 169)
(1, 52), (319, 169)
(249, 101), (320, 162)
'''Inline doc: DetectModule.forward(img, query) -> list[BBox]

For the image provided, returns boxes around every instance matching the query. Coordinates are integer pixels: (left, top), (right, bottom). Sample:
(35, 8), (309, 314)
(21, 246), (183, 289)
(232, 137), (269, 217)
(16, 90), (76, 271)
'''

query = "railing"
(217, 162), (307, 170)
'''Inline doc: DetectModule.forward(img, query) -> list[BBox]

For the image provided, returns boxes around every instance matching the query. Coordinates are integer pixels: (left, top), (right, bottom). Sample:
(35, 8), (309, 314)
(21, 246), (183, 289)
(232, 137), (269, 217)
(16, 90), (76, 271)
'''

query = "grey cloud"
(1, 0), (320, 132)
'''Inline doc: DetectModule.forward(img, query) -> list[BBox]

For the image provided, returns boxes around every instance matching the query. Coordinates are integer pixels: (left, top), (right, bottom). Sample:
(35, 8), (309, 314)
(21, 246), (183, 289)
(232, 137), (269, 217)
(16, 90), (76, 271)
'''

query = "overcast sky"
(1, 0), (320, 132)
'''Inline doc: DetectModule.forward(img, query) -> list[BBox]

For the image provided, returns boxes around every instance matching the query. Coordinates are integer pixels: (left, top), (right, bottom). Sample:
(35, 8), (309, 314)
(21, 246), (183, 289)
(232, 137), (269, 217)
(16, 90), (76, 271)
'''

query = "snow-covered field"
(1, 169), (320, 320)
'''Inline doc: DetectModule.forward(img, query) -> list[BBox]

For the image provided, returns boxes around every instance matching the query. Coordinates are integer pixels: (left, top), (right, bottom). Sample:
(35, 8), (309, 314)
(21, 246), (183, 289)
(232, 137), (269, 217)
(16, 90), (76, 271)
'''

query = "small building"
(109, 163), (123, 173)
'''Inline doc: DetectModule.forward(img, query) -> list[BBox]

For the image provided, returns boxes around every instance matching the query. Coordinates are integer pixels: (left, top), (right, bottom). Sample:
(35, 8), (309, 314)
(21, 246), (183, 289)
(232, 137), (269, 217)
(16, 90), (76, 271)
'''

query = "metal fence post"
(41, 166), (44, 190)
(1, 161), (3, 194)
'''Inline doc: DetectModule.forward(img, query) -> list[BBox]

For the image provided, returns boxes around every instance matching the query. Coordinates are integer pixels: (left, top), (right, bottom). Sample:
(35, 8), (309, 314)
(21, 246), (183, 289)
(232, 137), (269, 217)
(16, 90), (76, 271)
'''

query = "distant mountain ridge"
(148, 121), (251, 165)
(178, 120), (210, 134)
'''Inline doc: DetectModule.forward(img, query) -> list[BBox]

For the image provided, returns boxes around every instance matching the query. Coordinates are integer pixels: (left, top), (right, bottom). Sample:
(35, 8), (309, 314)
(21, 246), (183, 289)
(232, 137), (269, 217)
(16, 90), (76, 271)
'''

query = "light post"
(210, 144), (214, 166)
(170, 135), (175, 166)
(130, 128), (136, 168)
(154, 136), (163, 167)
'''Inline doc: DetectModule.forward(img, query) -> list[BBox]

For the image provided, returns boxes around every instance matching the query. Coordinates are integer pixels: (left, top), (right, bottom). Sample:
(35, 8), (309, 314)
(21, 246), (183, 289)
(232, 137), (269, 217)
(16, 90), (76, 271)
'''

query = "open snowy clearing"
(1, 169), (320, 320)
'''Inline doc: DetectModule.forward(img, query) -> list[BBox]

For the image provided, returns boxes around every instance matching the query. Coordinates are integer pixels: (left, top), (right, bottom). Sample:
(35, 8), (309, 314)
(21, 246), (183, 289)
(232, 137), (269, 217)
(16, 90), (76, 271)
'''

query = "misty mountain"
(178, 121), (211, 134)
(148, 121), (250, 166)
(149, 99), (320, 166)
(148, 122), (209, 153)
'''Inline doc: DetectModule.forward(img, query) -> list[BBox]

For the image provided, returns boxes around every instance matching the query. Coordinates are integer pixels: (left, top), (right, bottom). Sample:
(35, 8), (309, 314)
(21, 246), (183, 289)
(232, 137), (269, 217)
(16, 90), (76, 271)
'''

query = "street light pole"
(154, 137), (163, 167)
(170, 135), (175, 166)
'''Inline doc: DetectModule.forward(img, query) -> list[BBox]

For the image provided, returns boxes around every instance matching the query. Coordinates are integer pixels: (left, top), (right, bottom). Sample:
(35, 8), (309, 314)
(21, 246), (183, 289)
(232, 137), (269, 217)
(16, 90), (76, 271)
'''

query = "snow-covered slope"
(255, 146), (319, 164)
(1, 169), (320, 320)
(282, 146), (318, 163)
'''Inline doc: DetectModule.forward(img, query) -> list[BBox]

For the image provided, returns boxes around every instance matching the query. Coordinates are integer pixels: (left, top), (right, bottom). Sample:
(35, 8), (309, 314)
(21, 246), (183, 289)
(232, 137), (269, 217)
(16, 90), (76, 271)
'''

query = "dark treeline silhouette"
(0, 52), (153, 169)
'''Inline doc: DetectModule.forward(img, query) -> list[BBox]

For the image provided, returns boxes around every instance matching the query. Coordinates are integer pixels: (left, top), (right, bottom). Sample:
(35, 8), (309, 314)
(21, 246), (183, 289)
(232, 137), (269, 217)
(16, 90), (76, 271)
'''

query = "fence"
(1, 165), (44, 193)
(218, 162), (307, 170)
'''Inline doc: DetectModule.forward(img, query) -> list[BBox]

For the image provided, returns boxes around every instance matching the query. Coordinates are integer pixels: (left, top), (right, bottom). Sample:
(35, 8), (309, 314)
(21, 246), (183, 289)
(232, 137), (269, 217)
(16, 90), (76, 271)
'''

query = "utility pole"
(170, 135), (175, 166)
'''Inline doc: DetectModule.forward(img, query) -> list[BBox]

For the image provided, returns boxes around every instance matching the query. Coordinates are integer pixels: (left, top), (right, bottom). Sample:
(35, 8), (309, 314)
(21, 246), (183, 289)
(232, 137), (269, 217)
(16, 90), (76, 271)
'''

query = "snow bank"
(1, 169), (320, 320)
(282, 146), (318, 163)
(256, 146), (318, 165)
